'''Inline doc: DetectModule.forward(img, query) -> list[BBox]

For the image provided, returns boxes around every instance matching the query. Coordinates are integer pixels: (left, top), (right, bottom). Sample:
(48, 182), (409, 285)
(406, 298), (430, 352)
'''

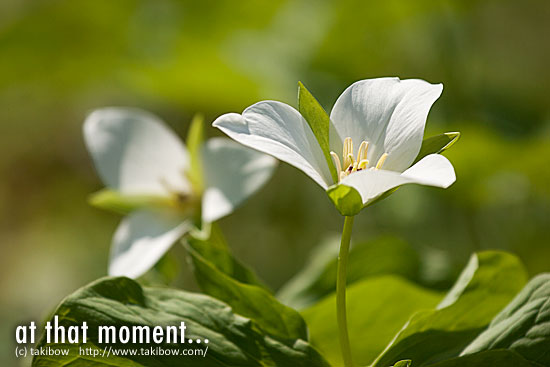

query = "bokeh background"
(1, 0), (549, 364)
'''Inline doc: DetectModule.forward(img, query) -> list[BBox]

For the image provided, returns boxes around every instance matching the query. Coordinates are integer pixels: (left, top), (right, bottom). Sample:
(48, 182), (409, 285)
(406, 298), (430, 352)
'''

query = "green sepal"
(298, 82), (338, 183)
(413, 132), (461, 164)
(326, 184), (363, 216)
(88, 189), (172, 215)
(185, 113), (205, 194)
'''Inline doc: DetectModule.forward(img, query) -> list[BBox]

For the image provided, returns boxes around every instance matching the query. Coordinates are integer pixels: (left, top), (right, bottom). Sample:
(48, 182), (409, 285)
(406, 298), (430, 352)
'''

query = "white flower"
(84, 108), (277, 278)
(213, 77), (456, 213)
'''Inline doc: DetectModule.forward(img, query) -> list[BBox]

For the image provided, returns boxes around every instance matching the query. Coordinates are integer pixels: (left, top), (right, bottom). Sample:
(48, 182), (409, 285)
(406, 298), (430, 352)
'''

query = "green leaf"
(427, 350), (532, 367)
(277, 235), (420, 310)
(32, 277), (330, 367)
(413, 132), (461, 165)
(184, 235), (308, 342)
(372, 251), (528, 367)
(302, 275), (443, 367)
(461, 273), (550, 366)
(88, 188), (173, 215)
(138, 252), (181, 287)
(326, 184), (363, 216)
(185, 113), (205, 194)
(188, 223), (269, 289)
(298, 81), (338, 183)
(392, 360), (412, 367)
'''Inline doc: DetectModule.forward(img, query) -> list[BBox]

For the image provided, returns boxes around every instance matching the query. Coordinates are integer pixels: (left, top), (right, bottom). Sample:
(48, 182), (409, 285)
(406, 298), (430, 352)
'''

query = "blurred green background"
(1, 0), (549, 364)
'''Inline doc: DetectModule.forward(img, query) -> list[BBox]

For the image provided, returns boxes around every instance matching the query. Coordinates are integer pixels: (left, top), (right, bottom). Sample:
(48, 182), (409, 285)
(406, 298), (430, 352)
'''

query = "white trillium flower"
(213, 77), (456, 214)
(84, 108), (277, 278)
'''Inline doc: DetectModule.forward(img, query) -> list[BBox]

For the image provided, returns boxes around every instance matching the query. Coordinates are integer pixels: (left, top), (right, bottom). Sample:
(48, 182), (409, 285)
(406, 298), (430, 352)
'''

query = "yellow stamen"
(343, 137), (353, 167)
(334, 137), (389, 182)
(375, 153), (388, 170)
(358, 159), (369, 170)
(330, 151), (342, 178)
(357, 141), (368, 162)
(347, 153), (355, 166)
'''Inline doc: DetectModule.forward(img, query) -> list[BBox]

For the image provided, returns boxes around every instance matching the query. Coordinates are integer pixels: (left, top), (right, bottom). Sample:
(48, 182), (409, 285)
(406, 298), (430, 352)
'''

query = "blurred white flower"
(84, 108), (276, 278)
(213, 77), (456, 211)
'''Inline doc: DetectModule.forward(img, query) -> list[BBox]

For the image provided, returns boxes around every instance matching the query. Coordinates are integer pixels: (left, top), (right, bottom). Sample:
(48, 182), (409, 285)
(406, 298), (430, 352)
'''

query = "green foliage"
(88, 189), (172, 215)
(32, 277), (329, 367)
(298, 81), (338, 183)
(427, 350), (532, 367)
(5, 3), (550, 366)
(371, 251), (528, 367)
(326, 184), (363, 216)
(277, 235), (420, 310)
(296, 250), (535, 367)
(303, 276), (442, 366)
(413, 132), (461, 165)
(461, 274), (550, 366)
(187, 224), (267, 289)
(184, 228), (309, 342)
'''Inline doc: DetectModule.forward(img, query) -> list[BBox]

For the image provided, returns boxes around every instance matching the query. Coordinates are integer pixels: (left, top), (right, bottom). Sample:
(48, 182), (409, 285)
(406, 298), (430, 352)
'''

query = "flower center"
(159, 177), (194, 206)
(330, 137), (388, 182)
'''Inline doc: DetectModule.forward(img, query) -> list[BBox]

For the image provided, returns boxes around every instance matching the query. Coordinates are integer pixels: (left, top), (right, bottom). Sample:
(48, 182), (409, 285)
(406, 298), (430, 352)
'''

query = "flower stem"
(337, 215), (355, 367)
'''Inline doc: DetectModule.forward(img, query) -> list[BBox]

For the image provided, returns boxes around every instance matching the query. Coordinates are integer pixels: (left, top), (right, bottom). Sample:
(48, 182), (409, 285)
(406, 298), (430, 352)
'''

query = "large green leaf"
(32, 277), (329, 367)
(428, 350), (532, 367)
(372, 251), (528, 367)
(298, 81), (338, 183)
(277, 235), (420, 310)
(461, 273), (550, 366)
(413, 132), (461, 165)
(302, 275), (443, 366)
(184, 233), (308, 342)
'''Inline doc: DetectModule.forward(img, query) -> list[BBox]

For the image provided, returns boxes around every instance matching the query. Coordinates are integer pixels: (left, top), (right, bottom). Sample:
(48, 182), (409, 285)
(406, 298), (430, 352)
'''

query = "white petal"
(401, 153), (456, 188)
(84, 108), (191, 196)
(201, 138), (277, 223)
(213, 101), (333, 189)
(109, 209), (191, 278)
(340, 154), (456, 205)
(330, 77), (443, 172)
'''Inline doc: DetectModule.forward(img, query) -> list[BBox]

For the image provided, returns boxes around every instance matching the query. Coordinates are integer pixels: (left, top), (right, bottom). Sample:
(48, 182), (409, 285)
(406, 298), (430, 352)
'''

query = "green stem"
(337, 215), (355, 367)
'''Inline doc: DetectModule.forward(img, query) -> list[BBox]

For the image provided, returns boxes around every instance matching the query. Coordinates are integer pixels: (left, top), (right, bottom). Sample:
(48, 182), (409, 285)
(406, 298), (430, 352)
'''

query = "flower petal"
(330, 77), (443, 172)
(340, 154), (455, 205)
(84, 107), (191, 196)
(109, 209), (191, 278)
(213, 101), (333, 189)
(201, 138), (277, 223)
(401, 153), (456, 188)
